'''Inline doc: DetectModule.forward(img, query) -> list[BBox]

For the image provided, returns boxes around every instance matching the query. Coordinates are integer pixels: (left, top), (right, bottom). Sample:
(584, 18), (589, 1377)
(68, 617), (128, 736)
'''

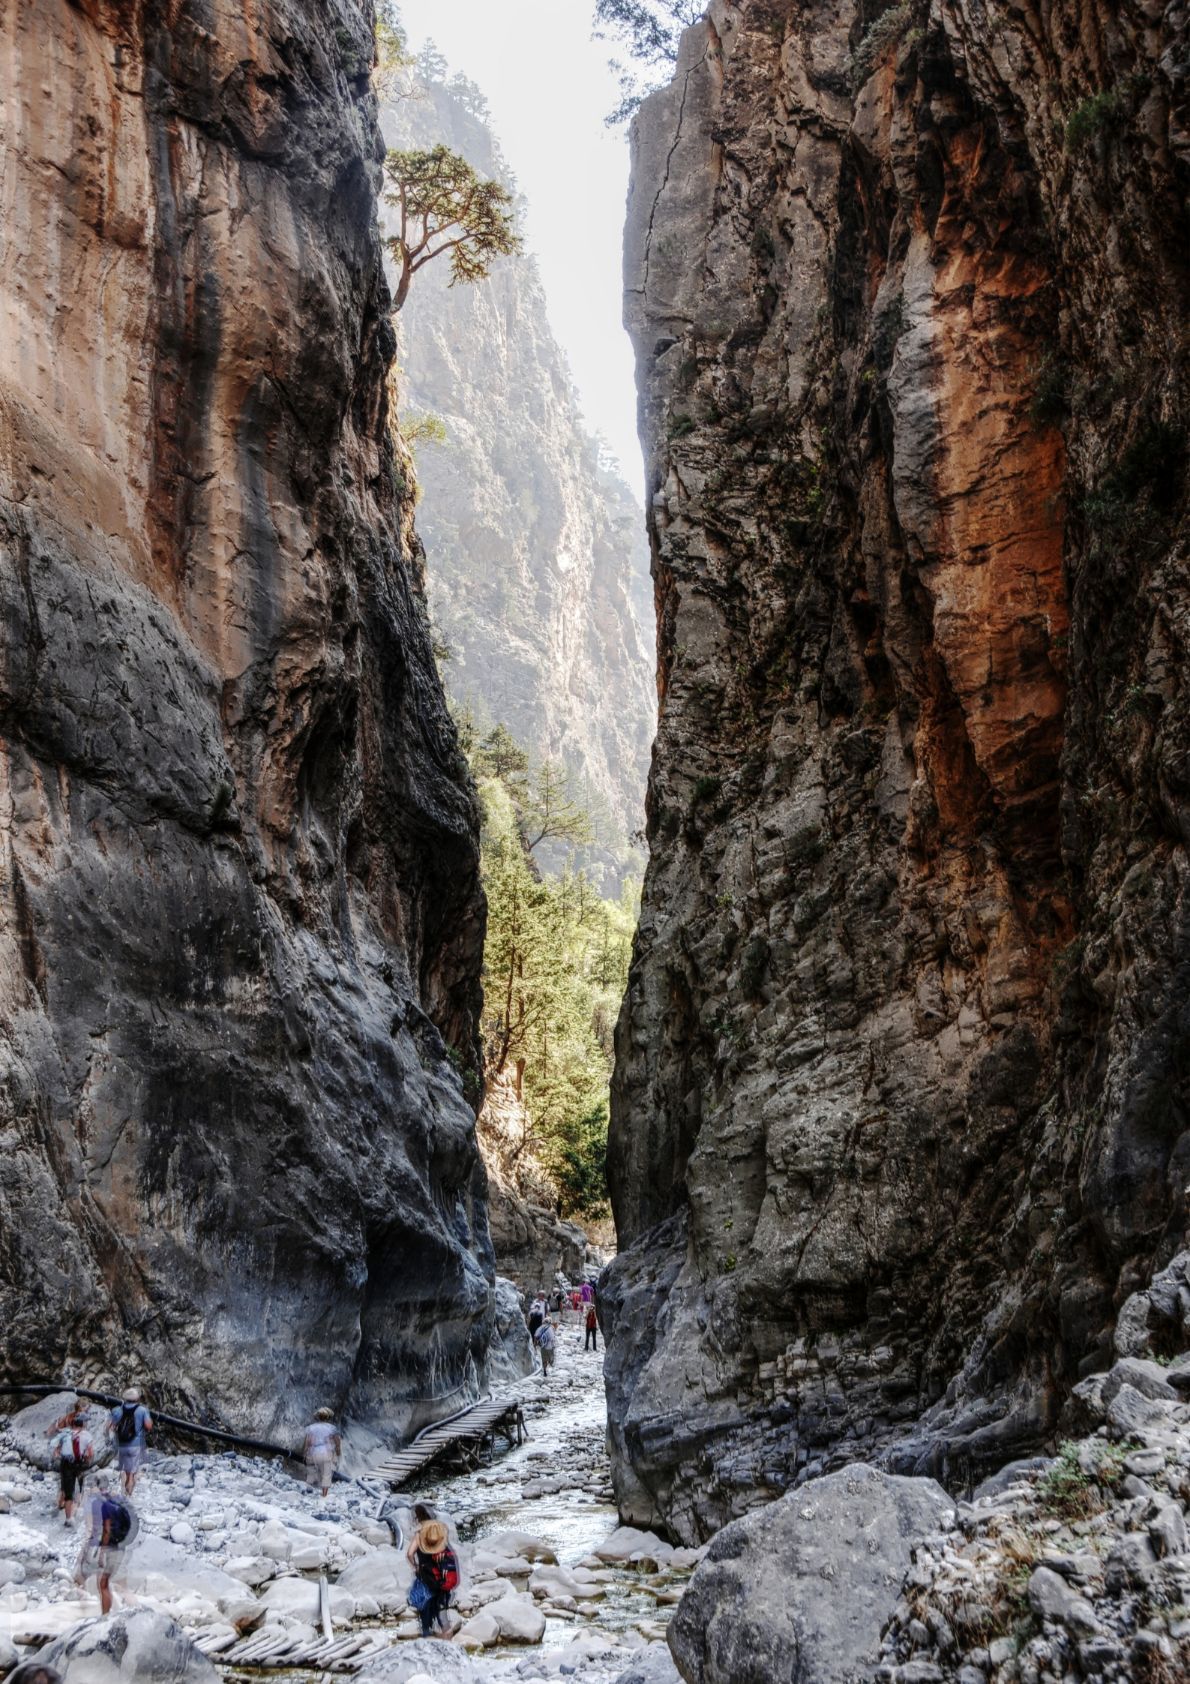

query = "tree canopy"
(383, 145), (520, 313)
(593, 0), (707, 123)
(470, 723), (638, 1216)
(374, 0), (410, 88)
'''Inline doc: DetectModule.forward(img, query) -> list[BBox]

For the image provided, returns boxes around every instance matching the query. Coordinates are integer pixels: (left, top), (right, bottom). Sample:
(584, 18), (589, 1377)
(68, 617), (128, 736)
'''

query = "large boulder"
(356, 1638), (479, 1682)
(259, 1577), (355, 1625)
(38, 1609), (217, 1681)
(611, 1650), (684, 1684)
(5, 1393), (112, 1471)
(482, 1592), (547, 1643)
(487, 1276), (535, 1384)
(336, 1546), (412, 1611)
(482, 1529), (556, 1563)
(667, 1464), (954, 1684)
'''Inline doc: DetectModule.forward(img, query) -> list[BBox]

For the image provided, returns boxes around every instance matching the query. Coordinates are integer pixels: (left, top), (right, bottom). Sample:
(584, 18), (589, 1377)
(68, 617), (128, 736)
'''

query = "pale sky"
(397, 0), (644, 486)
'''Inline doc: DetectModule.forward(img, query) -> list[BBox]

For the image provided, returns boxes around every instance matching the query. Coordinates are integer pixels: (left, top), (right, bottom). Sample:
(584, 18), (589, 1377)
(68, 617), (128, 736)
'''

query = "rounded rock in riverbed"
(39, 1608), (218, 1680)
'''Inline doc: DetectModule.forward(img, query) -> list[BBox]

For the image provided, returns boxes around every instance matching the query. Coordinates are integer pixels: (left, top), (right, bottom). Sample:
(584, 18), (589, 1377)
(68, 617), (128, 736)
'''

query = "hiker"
(580, 1279), (595, 1305)
(107, 1387), (153, 1496)
(303, 1407), (341, 1497)
(534, 1316), (556, 1378)
(75, 1471), (137, 1615)
(48, 1397), (94, 1526)
(527, 1294), (545, 1339)
(584, 1302), (599, 1352)
(406, 1516), (460, 1638)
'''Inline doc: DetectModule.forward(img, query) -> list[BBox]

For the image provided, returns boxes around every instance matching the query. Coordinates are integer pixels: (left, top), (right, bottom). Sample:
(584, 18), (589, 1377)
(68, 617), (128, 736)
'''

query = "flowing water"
(399, 1328), (678, 1658)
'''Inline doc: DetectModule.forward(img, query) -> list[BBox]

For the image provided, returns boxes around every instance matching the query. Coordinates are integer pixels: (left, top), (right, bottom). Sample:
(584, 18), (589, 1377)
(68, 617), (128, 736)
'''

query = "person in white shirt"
(48, 1399), (94, 1526)
(303, 1407), (341, 1496)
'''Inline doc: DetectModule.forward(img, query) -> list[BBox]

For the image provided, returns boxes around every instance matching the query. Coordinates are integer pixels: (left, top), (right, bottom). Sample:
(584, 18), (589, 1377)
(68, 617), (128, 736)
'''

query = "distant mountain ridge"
(379, 58), (655, 885)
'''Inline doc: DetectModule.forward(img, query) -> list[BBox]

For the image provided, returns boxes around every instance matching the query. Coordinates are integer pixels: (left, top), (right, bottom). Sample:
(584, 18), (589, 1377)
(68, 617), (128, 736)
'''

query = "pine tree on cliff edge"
(383, 145), (520, 313)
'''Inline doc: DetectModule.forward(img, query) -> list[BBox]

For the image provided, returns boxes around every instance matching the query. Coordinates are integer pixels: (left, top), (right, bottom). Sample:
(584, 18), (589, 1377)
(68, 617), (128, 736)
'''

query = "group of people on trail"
(45, 1389), (151, 1615)
(526, 1279), (600, 1376)
(40, 1388), (345, 1620)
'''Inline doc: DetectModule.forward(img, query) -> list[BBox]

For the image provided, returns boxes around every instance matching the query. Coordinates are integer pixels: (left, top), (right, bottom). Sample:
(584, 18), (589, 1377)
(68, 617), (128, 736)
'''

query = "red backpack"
(426, 1548), (460, 1594)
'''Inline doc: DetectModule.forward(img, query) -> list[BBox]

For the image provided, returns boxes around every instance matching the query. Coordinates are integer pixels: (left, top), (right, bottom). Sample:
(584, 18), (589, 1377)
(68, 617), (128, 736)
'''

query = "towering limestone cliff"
(0, 0), (492, 1440)
(381, 67), (655, 873)
(605, 0), (1190, 1542)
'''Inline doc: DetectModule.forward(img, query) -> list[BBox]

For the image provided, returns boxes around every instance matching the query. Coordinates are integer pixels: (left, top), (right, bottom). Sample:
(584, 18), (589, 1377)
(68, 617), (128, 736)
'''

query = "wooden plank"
(320, 1571), (334, 1643)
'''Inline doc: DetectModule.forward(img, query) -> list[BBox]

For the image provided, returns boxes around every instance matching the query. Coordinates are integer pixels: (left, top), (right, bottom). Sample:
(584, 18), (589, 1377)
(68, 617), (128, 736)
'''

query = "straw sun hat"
(421, 1520), (449, 1552)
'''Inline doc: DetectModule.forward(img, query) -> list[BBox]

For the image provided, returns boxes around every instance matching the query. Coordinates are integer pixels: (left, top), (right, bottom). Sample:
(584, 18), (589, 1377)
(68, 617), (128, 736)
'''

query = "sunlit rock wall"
(605, 0), (1190, 1541)
(382, 70), (656, 884)
(0, 0), (492, 1440)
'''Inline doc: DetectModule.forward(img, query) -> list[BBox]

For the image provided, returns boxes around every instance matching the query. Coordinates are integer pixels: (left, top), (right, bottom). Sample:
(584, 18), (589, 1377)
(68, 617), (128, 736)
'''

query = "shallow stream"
(385, 1322), (679, 1667)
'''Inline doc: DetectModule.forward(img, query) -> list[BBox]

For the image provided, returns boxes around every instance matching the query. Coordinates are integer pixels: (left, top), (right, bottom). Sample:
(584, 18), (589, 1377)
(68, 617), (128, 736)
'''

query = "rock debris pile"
(878, 1357), (1190, 1684)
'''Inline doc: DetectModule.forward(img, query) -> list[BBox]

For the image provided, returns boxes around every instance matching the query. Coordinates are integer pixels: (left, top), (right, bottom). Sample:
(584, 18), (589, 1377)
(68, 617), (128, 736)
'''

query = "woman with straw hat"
(405, 1515), (460, 1638)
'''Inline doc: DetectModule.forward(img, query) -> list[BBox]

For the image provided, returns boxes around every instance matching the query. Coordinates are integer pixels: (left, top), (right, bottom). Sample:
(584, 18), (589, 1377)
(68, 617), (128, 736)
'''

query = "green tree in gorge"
(383, 145), (520, 313)
(592, 0), (708, 123)
(374, 0), (409, 81)
(470, 724), (638, 1216)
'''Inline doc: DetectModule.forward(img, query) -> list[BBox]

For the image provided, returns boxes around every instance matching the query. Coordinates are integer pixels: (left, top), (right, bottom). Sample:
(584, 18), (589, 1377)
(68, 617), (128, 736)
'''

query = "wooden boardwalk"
(193, 1393), (529, 1671)
(373, 1391), (528, 1487)
(195, 1625), (393, 1673)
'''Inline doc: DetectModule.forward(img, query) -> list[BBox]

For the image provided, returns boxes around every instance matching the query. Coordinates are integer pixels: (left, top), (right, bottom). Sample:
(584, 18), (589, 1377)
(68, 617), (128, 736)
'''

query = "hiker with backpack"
(75, 1470), (138, 1615)
(48, 1396), (94, 1526)
(584, 1301), (599, 1352)
(108, 1387), (153, 1495)
(405, 1516), (460, 1638)
(534, 1316), (556, 1378)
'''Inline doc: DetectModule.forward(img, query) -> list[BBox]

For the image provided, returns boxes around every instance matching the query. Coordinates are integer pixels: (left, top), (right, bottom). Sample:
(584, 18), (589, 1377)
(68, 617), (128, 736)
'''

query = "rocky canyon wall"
(381, 69), (656, 882)
(0, 0), (493, 1442)
(605, 0), (1190, 1542)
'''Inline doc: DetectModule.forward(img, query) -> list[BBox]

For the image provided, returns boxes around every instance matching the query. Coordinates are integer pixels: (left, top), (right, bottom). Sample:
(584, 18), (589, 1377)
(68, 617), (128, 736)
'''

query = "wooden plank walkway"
(373, 1391), (527, 1487)
(194, 1625), (393, 1673)
(196, 1392), (528, 1670)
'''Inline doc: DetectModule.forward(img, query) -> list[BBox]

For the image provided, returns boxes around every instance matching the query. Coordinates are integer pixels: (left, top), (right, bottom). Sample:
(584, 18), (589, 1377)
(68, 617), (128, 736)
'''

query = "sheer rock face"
(606, 0), (1190, 1541)
(382, 75), (656, 876)
(0, 0), (492, 1440)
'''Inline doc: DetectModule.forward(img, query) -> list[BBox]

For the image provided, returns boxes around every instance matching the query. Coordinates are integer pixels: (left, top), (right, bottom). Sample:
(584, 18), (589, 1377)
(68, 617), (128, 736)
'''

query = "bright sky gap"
(397, 0), (644, 484)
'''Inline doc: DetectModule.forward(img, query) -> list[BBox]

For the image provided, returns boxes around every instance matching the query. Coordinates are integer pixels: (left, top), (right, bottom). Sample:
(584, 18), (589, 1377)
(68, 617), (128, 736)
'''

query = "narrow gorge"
(1, 0), (1190, 1681)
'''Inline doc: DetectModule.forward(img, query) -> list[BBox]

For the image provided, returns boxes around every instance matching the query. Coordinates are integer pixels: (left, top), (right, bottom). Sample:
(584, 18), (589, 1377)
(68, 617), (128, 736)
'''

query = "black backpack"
(115, 1405), (139, 1445)
(103, 1496), (133, 1544)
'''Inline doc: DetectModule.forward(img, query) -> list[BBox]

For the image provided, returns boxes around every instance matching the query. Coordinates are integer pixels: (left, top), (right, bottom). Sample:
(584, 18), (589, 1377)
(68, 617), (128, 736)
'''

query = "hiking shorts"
(116, 1445), (143, 1474)
(59, 1458), (87, 1501)
(541, 1346), (555, 1369)
(308, 1452), (335, 1488)
(79, 1544), (125, 1579)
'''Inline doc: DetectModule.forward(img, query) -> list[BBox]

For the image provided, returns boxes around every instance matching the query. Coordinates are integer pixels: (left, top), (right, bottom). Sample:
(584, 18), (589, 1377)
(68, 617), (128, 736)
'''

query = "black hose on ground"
(0, 1382), (295, 1461)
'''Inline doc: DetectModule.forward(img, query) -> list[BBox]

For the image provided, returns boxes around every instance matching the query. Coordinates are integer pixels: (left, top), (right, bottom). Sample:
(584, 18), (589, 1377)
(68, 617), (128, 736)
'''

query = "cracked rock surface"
(0, 0), (491, 1436)
(606, 0), (1190, 1541)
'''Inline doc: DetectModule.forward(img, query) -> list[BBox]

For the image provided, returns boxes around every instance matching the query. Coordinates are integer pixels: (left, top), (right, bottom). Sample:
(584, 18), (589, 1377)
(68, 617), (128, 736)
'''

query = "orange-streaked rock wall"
(605, 0), (1190, 1541)
(0, 0), (491, 1438)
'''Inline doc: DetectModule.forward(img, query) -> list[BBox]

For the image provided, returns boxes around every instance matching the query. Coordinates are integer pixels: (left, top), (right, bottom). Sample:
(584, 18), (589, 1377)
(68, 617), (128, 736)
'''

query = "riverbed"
(0, 1329), (691, 1683)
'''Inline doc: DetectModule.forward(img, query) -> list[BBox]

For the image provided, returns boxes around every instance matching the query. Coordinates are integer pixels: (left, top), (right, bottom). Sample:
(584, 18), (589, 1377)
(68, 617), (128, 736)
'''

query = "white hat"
(123, 1387), (141, 1403)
